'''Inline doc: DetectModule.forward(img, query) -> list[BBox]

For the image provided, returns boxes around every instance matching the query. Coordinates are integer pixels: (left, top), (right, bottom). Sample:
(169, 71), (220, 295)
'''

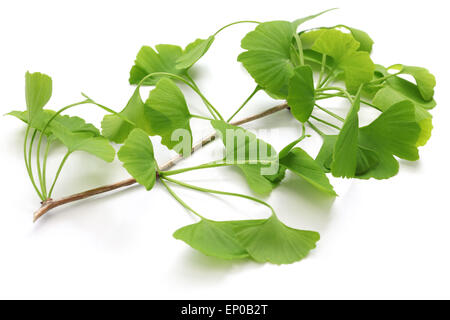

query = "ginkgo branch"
(32, 102), (289, 222)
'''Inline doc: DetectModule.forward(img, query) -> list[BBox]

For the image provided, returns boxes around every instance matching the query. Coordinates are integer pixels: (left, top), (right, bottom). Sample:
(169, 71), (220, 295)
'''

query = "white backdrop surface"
(0, 0), (449, 299)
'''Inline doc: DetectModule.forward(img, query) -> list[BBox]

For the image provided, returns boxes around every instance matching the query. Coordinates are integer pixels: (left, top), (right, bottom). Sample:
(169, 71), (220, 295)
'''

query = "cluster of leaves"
(8, 10), (436, 265)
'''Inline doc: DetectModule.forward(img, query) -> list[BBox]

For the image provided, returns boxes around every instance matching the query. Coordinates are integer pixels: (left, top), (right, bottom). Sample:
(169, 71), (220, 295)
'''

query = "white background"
(0, 0), (449, 299)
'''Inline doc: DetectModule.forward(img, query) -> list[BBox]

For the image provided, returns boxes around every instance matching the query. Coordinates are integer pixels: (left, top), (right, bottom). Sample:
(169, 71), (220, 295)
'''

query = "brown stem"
(33, 103), (289, 222)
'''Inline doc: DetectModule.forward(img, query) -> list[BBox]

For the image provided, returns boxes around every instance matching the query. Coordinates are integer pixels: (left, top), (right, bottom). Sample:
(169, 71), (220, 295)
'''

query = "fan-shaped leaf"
(176, 36), (215, 69)
(144, 78), (192, 152)
(331, 89), (361, 178)
(311, 29), (375, 93)
(287, 65), (315, 123)
(232, 215), (320, 265)
(238, 21), (296, 98)
(211, 120), (279, 195)
(360, 100), (421, 161)
(373, 77), (436, 111)
(211, 120), (277, 163)
(236, 164), (278, 196)
(316, 134), (381, 177)
(101, 87), (151, 143)
(389, 65), (436, 101)
(280, 147), (336, 195)
(338, 25), (374, 53)
(8, 110), (112, 162)
(8, 110), (55, 136)
(372, 75), (435, 147)
(25, 71), (52, 124)
(129, 44), (188, 85)
(415, 107), (433, 147)
(50, 118), (115, 162)
(315, 134), (396, 180)
(173, 219), (249, 260)
(317, 100), (420, 180)
(117, 128), (157, 190)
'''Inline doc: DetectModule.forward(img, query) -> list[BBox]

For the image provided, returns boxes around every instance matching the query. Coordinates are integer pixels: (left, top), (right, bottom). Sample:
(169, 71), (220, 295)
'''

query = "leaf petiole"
(160, 178), (206, 220)
(310, 115), (341, 130)
(316, 86), (353, 103)
(41, 140), (51, 197)
(227, 86), (259, 122)
(293, 33), (305, 66)
(315, 92), (345, 100)
(317, 54), (327, 88)
(307, 120), (325, 137)
(368, 72), (399, 84)
(184, 74), (221, 121)
(161, 176), (275, 216)
(191, 114), (213, 121)
(48, 151), (71, 198)
(360, 99), (382, 111)
(24, 126), (44, 200)
(160, 161), (227, 177)
(314, 103), (344, 122)
(161, 159), (276, 177)
(213, 20), (261, 36)
(318, 68), (337, 88)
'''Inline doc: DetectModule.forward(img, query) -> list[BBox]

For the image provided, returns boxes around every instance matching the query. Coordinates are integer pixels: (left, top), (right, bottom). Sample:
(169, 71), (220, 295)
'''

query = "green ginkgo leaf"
(8, 111), (99, 136)
(25, 71), (52, 124)
(331, 88), (361, 178)
(360, 100), (421, 161)
(173, 219), (249, 260)
(372, 74), (435, 147)
(50, 118), (115, 162)
(312, 29), (360, 60)
(211, 120), (277, 164)
(300, 29), (326, 50)
(287, 65), (315, 123)
(317, 100), (419, 180)
(316, 134), (395, 180)
(236, 164), (278, 196)
(10, 72), (112, 162)
(316, 134), (380, 177)
(302, 49), (334, 69)
(315, 135), (337, 172)
(211, 120), (279, 195)
(129, 44), (188, 85)
(54, 114), (100, 136)
(238, 21), (296, 98)
(338, 25), (374, 53)
(8, 110), (57, 136)
(101, 87), (151, 143)
(389, 65), (436, 101)
(354, 146), (380, 176)
(263, 165), (287, 185)
(353, 145), (399, 180)
(311, 29), (375, 93)
(8, 110), (113, 162)
(117, 128), (157, 190)
(145, 78), (192, 152)
(280, 147), (336, 195)
(415, 107), (433, 147)
(373, 76), (436, 111)
(232, 214), (320, 265)
(300, 25), (373, 53)
(176, 36), (215, 69)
